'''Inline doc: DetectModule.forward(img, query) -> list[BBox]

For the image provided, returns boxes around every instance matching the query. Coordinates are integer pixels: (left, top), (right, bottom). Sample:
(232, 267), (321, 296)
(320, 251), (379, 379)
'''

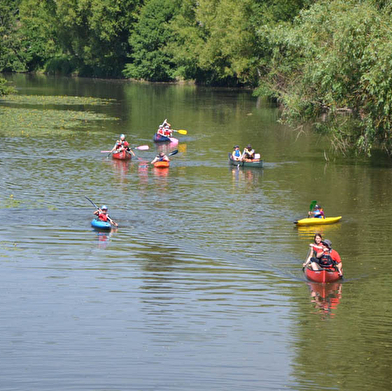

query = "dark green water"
(1, 74), (392, 390)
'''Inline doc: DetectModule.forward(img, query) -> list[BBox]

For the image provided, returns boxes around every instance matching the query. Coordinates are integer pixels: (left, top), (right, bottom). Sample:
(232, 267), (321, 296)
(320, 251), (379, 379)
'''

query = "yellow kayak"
(295, 216), (342, 226)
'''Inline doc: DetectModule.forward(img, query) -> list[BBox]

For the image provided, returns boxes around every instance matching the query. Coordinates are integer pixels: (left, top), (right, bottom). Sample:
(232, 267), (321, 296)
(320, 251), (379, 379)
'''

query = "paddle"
(169, 149), (178, 156)
(101, 145), (149, 153)
(172, 129), (187, 135)
(85, 196), (118, 227)
(309, 200), (317, 215)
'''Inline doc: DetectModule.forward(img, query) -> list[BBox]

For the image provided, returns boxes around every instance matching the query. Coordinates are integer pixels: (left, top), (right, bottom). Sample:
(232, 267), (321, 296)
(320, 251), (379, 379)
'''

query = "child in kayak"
(232, 145), (242, 161)
(151, 152), (169, 164)
(94, 205), (118, 227)
(308, 204), (325, 218)
(111, 134), (135, 156)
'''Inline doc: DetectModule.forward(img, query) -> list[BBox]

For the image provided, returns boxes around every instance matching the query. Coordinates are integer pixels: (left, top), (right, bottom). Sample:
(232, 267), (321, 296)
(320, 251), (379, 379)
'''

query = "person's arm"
(107, 216), (118, 227)
(151, 157), (157, 164)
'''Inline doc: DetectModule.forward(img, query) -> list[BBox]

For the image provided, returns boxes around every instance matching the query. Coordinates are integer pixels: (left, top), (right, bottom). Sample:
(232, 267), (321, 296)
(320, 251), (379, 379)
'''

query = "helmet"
(322, 239), (332, 248)
(120, 134), (125, 140)
(315, 204), (320, 209)
(247, 144), (252, 149)
(101, 205), (108, 210)
(234, 145), (239, 149)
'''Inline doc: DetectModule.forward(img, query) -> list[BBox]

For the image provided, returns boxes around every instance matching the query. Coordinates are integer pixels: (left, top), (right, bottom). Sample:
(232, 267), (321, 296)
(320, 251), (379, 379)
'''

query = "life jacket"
(314, 208), (324, 218)
(319, 250), (335, 268)
(98, 213), (109, 222)
(233, 150), (241, 158)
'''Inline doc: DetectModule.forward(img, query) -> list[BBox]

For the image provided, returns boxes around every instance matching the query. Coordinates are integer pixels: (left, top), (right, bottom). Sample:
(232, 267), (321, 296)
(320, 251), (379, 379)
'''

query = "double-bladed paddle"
(172, 129), (187, 135)
(85, 196), (118, 227)
(101, 145), (149, 153)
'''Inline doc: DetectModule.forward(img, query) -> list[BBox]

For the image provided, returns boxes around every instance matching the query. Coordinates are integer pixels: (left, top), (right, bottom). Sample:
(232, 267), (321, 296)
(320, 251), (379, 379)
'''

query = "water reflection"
(94, 228), (117, 249)
(296, 223), (342, 240)
(307, 282), (342, 318)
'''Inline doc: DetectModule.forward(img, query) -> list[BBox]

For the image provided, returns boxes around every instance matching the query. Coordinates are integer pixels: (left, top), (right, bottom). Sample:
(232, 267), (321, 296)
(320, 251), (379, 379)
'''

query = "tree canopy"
(2, 0), (392, 154)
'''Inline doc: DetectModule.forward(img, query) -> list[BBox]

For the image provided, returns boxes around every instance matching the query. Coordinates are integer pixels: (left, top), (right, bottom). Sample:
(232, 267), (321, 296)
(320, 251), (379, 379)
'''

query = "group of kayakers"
(99, 126), (344, 282)
(231, 144), (261, 162)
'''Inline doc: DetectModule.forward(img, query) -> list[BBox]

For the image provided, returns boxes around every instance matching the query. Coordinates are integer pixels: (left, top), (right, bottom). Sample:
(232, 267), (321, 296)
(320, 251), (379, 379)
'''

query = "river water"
(1, 74), (392, 390)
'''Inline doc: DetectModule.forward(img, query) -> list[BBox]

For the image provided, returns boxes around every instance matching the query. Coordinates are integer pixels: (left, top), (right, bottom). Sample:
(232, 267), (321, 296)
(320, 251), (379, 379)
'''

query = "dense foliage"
(2, 0), (392, 154)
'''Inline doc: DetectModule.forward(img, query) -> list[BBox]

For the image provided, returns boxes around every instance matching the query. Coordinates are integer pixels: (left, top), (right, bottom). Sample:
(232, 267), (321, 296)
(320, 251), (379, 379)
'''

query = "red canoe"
(112, 150), (132, 160)
(153, 160), (170, 168)
(304, 267), (341, 283)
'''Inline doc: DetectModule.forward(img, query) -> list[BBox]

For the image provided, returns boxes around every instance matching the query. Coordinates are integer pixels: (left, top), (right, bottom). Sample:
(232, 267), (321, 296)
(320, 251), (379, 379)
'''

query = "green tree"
(124, 0), (180, 81)
(257, 0), (392, 155)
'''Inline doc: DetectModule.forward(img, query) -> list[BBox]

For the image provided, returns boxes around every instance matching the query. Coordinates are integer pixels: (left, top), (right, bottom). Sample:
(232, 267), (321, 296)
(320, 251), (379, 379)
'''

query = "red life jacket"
(98, 213), (108, 222)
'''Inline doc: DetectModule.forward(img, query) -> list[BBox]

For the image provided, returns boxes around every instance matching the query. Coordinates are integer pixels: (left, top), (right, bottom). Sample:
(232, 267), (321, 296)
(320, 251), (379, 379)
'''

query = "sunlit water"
(1, 74), (392, 390)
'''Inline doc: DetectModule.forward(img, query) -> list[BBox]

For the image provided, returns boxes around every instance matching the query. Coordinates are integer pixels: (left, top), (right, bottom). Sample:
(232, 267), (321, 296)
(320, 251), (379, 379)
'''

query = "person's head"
(322, 239), (332, 249)
(159, 152), (165, 157)
(101, 205), (108, 213)
(120, 134), (125, 140)
(315, 204), (321, 210)
(159, 125), (163, 129)
(314, 233), (323, 243)
(247, 144), (252, 150)
(234, 145), (239, 150)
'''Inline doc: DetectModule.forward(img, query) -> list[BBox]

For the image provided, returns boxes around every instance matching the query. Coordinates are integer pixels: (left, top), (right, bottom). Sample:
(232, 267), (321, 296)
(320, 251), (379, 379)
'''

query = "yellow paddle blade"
(177, 129), (187, 135)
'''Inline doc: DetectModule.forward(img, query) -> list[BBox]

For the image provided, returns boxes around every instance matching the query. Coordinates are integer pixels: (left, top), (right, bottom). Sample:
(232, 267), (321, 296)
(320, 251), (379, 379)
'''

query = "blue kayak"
(91, 218), (112, 230)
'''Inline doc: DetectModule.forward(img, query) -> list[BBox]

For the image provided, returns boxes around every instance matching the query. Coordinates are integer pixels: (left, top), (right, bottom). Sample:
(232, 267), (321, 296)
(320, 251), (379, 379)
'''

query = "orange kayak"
(153, 160), (170, 168)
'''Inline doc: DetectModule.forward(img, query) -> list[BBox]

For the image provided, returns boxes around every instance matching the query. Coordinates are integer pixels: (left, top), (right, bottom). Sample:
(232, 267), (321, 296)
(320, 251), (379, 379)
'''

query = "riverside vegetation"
(1, 0), (392, 156)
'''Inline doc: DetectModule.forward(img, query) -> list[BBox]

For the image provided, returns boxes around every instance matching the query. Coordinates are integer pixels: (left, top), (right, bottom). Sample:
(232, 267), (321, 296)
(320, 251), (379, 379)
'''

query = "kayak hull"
(305, 267), (341, 283)
(228, 153), (264, 168)
(295, 216), (342, 226)
(91, 218), (112, 230)
(112, 150), (132, 160)
(153, 134), (179, 144)
(153, 160), (170, 168)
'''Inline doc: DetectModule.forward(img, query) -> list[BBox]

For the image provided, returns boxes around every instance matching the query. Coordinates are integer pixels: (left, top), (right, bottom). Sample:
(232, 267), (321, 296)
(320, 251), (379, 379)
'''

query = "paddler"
(308, 204), (325, 218)
(94, 205), (118, 227)
(232, 145), (242, 161)
(151, 152), (169, 164)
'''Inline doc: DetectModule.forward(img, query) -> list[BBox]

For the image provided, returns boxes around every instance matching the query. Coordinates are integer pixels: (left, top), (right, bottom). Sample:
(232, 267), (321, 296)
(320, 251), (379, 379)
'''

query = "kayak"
(304, 266), (341, 283)
(228, 153), (264, 168)
(153, 160), (170, 168)
(295, 216), (342, 226)
(153, 133), (179, 144)
(91, 218), (112, 230)
(112, 150), (132, 160)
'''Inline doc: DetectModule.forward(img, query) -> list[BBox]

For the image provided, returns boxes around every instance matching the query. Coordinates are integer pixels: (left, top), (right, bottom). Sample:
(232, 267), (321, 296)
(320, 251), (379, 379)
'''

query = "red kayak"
(153, 160), (170, 168)
(304, 266), (341, 283)
(112, 150), (132, 160)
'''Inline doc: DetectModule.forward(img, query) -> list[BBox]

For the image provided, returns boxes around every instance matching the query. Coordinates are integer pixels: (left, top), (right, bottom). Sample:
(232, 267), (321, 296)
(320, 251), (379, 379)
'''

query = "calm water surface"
(1, 74), (392, 390)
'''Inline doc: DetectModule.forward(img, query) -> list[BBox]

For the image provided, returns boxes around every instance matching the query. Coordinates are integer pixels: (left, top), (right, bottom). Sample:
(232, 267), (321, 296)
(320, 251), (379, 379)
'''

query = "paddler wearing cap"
(308, 204), (325, 218)
(232, 145), (242, 161)
(309, 239), (343, 277)
(242, 144), (257, 162)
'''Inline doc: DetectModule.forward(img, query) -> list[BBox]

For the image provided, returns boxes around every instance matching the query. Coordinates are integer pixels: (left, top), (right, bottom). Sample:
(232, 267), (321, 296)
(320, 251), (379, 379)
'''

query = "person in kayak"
(162, 119), (172, 137)
(309, 239), (343, 277)
(232, 145), (242, 161)
(308, 204), (325, 218)
(111, 134), (135, 156)
(302, 233), (324, 269)
(242, 144), (257, 161)
(151, 152), (169, 164)
(94, 205), (118, 227)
